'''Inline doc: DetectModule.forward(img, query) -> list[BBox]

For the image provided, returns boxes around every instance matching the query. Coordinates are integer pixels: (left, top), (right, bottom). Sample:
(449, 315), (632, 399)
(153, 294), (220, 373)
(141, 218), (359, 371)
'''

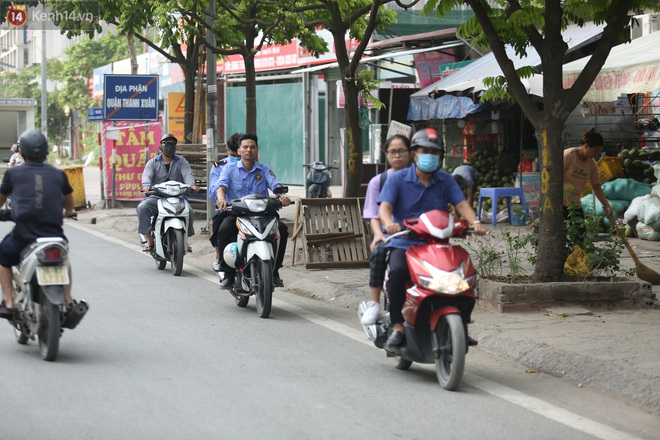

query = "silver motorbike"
(140, 180), (192, 276)
(0, 209), (88, 361)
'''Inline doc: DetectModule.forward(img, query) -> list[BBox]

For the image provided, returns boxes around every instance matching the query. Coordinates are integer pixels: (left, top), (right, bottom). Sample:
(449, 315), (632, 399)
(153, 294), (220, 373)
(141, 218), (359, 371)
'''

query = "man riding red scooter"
(371, 127), (486, 389)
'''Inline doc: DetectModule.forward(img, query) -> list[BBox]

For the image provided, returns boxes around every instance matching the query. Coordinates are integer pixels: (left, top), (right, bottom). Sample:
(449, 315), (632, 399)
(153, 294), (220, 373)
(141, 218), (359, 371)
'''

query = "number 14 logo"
(6, 4), (27, 27)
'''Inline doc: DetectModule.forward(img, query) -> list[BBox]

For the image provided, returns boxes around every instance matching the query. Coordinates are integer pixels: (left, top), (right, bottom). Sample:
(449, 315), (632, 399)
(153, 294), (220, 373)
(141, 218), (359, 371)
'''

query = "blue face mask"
(417, 153), (440, 173)
(228, 156), (240, 163)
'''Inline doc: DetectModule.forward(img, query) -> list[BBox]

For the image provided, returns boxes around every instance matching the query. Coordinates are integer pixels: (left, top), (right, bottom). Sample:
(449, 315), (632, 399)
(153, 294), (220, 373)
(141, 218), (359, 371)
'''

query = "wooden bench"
(292, 198), (370, 269)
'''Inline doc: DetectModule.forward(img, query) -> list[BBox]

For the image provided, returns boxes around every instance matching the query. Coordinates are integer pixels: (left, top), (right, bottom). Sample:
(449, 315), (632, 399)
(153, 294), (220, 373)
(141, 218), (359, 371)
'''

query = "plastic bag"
(623, 195), (651, 223)
(636, 221), (660, 241)
(637, 195), (660, 230)
(564, 245), (591, 277)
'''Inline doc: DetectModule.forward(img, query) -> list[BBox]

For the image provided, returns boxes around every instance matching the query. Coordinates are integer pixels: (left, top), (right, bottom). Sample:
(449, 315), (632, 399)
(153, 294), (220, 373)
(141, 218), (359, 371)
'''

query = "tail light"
(36, 245), (68, 264)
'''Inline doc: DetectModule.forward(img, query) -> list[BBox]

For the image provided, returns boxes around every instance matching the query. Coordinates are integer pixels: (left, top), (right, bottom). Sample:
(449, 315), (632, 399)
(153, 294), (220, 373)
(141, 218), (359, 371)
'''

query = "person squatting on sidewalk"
(360, 134), (411, 325)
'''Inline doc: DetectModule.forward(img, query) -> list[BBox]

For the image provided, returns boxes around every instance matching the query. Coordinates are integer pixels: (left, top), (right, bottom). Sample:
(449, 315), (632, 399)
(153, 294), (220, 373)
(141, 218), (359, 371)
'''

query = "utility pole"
(41, 28), (47, 140)
(205, 0), (218, 222)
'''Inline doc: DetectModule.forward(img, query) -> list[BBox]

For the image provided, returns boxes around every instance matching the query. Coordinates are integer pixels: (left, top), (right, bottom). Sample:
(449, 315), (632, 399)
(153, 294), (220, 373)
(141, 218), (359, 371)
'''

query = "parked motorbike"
(0, 209), (88, 361)
(304, 161), (336, 198)
(140, 180), (192, 276)
(358, 209), (477, 390)
(221, 186), (291, 318)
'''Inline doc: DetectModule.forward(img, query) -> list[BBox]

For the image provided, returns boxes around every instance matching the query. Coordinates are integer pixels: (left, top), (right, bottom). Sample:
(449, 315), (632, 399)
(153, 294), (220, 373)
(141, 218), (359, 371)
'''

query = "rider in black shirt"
(0, 130), (75, 317)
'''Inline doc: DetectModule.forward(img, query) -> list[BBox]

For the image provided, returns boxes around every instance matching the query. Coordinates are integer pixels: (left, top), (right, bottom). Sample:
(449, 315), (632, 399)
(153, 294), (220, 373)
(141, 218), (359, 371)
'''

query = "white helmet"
(223, 243), (238, 269)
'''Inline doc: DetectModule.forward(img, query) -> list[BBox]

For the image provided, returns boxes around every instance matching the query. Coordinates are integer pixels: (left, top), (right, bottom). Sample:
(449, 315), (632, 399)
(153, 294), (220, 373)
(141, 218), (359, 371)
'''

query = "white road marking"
(73, 221), (642, 440)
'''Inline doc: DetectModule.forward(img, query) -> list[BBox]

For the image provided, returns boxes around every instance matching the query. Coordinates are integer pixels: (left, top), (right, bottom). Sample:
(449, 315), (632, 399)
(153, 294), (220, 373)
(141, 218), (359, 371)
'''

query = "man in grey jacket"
(137, 133), (199, 252)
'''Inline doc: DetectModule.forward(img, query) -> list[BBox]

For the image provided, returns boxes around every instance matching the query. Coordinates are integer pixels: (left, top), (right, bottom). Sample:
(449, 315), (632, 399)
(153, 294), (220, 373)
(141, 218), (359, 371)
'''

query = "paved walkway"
(79, 166), (660, 412)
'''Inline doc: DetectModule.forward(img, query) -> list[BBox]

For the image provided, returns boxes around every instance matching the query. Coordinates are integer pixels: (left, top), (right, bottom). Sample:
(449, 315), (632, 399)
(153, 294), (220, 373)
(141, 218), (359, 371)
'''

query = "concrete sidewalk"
(79, 166), (660, 412)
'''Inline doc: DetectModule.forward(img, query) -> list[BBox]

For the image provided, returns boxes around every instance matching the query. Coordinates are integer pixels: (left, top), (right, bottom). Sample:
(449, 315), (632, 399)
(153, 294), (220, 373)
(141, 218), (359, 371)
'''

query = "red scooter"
(358, 209), (477, 391)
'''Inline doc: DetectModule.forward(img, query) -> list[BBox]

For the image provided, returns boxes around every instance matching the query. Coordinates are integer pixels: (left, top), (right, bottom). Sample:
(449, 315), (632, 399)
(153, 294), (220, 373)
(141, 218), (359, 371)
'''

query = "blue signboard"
(87, 107), (103, 122)
(104, 74), (159, 121)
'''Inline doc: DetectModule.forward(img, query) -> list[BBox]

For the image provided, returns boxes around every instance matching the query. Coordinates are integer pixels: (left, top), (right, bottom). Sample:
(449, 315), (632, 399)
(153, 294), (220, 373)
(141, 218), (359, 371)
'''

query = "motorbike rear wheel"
(38, 289), (61, 362)
(434, 314), (466, 391)
(156, 258), (167, 270)
(254, 260), (273, 318)
(169, 229), (185, 276)
(391, 355), (412, 370)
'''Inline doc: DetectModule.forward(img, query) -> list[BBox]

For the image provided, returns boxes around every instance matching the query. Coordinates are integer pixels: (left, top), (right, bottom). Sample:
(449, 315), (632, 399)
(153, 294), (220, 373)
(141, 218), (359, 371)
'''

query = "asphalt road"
(0, 220), (658, 440)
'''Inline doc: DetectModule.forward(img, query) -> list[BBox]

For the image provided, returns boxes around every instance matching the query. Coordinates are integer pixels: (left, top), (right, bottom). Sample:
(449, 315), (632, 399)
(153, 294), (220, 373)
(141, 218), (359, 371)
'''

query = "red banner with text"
(103, 120), (163, 200)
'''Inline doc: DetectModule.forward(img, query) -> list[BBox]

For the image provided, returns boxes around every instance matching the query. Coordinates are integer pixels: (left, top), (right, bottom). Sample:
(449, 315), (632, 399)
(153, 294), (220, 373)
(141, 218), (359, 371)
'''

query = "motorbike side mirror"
(273, 186), (288, 195)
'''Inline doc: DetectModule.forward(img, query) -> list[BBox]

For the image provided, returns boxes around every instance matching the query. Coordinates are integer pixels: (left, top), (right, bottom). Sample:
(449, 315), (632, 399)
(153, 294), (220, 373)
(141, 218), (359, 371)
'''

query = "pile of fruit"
(618, 148), (660, 184)
(445, 147), (517, 212)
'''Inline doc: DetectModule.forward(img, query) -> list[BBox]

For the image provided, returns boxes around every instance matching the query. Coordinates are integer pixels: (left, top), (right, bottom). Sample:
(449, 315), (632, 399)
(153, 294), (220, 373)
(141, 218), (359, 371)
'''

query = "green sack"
(601, 178), (652, 202)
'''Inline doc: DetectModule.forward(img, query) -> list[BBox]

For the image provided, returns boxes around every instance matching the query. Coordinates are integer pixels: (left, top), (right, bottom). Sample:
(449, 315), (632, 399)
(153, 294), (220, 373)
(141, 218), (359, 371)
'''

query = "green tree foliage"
(297, 0), (397, 196)
(55, 32), (135, 112)
(176, 0), (329, 133)
(422, 0), (660, 281)
(48, 0), (204, 143)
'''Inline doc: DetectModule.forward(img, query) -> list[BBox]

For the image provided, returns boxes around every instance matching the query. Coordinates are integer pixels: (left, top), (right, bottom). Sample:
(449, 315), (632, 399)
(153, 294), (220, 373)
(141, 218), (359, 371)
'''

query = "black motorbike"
(304, 161), (336, 198)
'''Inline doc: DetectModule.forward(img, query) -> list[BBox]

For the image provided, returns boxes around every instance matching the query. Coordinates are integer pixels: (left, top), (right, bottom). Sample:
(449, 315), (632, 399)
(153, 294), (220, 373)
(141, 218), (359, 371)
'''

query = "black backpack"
(379, 171), (388, 190)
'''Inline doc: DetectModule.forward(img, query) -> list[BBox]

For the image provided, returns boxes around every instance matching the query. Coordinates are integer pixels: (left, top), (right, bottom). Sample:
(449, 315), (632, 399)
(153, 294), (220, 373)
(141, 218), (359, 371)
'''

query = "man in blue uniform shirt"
(216, 133), (291, 288)
(378, 128), (486, 353)
(209, 132), (242, 271)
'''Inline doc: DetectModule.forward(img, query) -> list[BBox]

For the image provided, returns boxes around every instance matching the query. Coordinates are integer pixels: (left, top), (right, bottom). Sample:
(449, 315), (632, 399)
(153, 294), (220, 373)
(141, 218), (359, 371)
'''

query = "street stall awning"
(408, 23), (605, 120)
(290, 42), (466, 74)
(563, 31), (660, 102)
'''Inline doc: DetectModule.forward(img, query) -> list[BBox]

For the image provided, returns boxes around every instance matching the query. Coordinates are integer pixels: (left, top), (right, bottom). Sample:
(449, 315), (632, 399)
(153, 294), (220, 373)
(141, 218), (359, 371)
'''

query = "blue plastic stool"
(477, 187), (527, 227)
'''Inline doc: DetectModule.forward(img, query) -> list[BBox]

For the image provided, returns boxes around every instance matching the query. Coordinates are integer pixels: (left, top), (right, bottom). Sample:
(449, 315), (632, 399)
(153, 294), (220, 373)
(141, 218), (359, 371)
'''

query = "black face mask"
(161, 142), (176, 156)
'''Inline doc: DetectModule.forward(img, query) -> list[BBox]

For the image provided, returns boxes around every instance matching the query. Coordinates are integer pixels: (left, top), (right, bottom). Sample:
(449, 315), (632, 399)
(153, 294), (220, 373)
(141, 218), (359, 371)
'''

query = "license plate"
(36, 266), (69, 285)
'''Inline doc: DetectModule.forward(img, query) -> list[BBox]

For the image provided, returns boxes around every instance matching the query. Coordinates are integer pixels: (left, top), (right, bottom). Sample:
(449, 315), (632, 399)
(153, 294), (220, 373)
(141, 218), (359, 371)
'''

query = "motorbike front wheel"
(254, 260), (273, 318)
(169, 229), (185, 276)
(307, 184), (321, 198)
(434, 314), (466, 391)
(38, 289), (61, 361)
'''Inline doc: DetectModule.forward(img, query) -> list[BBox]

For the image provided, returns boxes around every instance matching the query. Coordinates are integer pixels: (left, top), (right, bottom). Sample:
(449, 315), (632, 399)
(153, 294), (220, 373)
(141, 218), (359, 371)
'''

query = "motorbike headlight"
(244, 199), (268, 213)
(418, 261), (474, 294)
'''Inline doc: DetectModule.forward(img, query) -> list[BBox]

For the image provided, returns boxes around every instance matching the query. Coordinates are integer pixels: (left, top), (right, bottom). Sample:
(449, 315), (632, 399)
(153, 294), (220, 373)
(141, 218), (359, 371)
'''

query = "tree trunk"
(533, 118), (567, 281)
(244, 54), (257, 133)
(342, 78), (363, 197)
(183, 66), (196, 144)
(127, 35), (138, 75)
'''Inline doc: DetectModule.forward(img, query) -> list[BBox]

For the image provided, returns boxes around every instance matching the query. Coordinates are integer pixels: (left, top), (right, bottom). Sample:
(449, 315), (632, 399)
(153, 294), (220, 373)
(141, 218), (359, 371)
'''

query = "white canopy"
(408, 23), (604, 120)
(563, 31), (660, 102)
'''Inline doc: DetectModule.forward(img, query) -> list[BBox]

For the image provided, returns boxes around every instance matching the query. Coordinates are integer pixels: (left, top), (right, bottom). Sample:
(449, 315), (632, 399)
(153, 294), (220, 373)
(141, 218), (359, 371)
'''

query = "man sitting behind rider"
(208, 132), (242, 272)
(0, 130), (76, 318)
(137, 133), (200, 252)
(378, 128), (486, 352)
(215, 132), (291, 289)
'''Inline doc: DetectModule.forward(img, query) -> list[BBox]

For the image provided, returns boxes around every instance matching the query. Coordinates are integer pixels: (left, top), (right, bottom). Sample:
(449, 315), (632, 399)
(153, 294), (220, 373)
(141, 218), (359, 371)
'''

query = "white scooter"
(0, 209), (88, 362)
(222, 187), (290, 318)
(140, 180), (192, 276)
